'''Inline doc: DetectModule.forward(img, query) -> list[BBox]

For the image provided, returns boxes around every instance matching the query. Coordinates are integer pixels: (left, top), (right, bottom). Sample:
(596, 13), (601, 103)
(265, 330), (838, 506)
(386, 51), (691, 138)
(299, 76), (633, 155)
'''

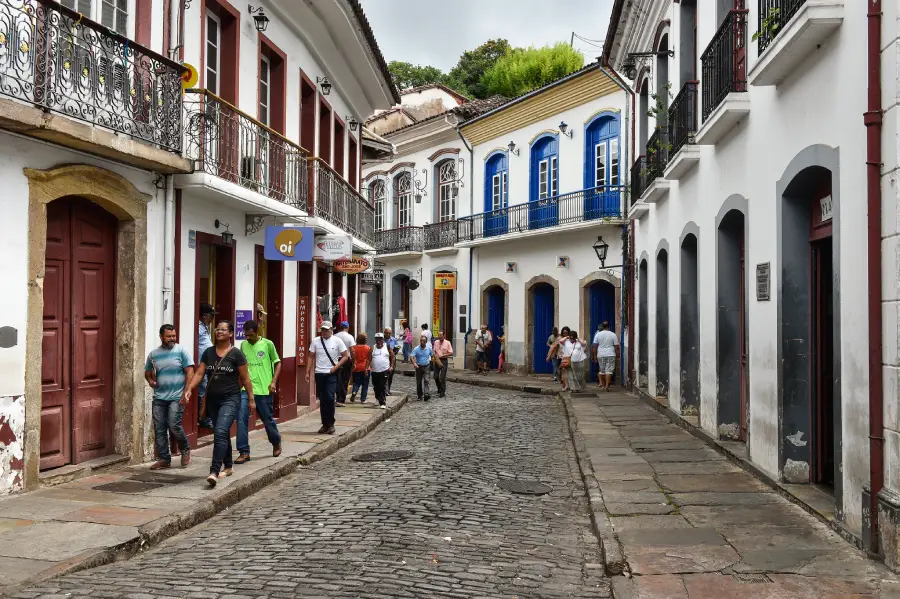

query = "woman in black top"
(187, 320), (255, 487)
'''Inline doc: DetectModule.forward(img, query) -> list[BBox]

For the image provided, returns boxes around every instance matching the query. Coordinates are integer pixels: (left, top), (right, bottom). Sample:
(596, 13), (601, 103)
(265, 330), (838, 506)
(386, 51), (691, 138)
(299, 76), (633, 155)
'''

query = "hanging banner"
(434, 272), (456, 290)
(297, 296), (309, 366)
(333, 256), (370, 275)
(264, 226), (314, 261)
(433, 289), (440, 333)
(313, 235), (352, 262)
(234, 310), (253, 341)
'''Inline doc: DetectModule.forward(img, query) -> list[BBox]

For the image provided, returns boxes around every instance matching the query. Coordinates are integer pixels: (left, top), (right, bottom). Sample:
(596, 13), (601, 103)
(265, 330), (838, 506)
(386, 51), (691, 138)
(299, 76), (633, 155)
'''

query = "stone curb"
(559, 392), (628, 577)
(632, 387), (865, 552)
(0, 394), (409, 595)
(399, 368), (557, 395)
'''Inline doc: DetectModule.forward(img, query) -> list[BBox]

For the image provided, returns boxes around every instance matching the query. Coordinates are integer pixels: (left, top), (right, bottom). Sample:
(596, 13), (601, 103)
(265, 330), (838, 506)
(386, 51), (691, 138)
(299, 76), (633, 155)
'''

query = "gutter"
(866, 0), (884, 553)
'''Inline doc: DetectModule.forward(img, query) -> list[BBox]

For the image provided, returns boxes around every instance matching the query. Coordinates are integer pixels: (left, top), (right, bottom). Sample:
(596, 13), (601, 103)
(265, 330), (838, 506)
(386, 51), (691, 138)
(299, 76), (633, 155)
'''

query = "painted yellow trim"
(483, 147), (508, 161)
(528, 129), (559, 146)
(584, 108), (622, 124)
(461, 69), (622, 146)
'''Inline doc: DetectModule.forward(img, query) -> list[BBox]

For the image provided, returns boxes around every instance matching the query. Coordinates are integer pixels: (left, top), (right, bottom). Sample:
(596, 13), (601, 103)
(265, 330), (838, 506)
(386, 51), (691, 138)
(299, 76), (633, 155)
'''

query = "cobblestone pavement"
(9, 379), (609, 599)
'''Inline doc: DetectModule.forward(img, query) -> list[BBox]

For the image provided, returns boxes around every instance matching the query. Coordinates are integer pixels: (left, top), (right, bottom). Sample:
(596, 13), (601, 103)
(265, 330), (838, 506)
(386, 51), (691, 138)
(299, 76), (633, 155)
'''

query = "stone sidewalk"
(564, 390), (900, 598)
(0, 394), (406, 593)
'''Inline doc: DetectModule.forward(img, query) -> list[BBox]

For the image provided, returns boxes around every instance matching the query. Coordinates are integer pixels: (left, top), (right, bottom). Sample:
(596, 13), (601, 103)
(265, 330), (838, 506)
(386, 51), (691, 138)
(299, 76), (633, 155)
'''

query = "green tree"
(387, 61), (447, 91)
(481, 42), (585, 98)
(448, 39), (511, 99)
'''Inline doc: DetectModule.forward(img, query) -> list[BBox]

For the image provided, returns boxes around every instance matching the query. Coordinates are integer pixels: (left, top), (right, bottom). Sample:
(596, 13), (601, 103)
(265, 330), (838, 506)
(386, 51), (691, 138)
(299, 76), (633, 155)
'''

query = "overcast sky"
(360, 0), (615, 72)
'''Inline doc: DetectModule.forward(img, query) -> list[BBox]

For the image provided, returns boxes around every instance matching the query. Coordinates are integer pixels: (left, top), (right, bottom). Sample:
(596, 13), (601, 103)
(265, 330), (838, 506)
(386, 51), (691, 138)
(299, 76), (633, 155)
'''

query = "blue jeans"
(152, 399), (189, 462)
(206, 394), (240, 475)
(315, 372), (337, 427)
(237, 392), (282, 455)
(552, 357), (561, 380)
(352, 371), (370, 401)
(402, 342), (411, 362)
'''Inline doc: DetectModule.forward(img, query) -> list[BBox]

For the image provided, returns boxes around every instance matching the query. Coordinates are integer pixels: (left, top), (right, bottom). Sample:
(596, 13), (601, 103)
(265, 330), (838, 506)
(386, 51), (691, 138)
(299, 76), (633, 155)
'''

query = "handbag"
(561, 357), (572, 369)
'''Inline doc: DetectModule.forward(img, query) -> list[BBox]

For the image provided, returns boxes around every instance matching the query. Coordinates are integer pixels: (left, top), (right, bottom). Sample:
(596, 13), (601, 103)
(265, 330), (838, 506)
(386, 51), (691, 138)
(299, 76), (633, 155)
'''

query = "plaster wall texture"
(400, 87), (464, 112)
(627, 1), (869, 535)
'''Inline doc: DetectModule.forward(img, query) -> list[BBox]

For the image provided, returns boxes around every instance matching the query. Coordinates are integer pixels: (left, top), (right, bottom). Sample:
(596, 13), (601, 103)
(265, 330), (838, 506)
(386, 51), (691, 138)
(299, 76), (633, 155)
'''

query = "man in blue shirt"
(196, 303), (216, 430)
(410, 334), (434, 401)
(145, 324), (194, 470)
(383, 326), (397, 396)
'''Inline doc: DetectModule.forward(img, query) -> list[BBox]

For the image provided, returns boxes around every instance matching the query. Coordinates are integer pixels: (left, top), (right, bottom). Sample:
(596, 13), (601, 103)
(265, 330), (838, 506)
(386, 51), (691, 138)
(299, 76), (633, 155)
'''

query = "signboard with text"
(235, 310), (253, 340)
(434, 272), (456, 290)
(313, 234), (352, 262)
(263, 226), (314, 261)
(333, 257), (370, 275)
(297, 296), (309, 366)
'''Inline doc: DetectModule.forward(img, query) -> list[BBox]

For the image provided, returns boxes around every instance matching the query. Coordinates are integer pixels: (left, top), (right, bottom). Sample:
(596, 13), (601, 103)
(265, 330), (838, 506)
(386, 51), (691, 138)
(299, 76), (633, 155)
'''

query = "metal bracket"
(245, 214), (268, 236)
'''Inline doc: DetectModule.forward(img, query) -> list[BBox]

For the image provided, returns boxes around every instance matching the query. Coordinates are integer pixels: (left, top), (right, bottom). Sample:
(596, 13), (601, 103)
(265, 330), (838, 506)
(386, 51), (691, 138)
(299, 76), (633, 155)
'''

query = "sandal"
(234, 454), (251, 464)
(273, 445), (282, 458)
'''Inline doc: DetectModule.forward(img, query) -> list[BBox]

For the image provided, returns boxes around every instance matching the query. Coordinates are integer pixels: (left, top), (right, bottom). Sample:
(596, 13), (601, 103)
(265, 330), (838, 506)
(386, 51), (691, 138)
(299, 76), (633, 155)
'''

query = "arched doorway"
(530, 283), (555, 374)
(717, 203), (747, 441)
(680, 228), (700, 416)
(485, 285), (505, 369)
(638, 258), (649, 387)
(588, 281), (616, 384)
(391, 272), (410, 329)
(656, 247), (670, 398)
(41, 197), (118, 469)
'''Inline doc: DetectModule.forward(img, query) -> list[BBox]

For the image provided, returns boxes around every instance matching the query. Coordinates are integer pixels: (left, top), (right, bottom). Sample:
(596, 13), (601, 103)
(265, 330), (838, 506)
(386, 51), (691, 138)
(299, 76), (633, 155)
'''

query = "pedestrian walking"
(402, 321), (413, 363)
(410, 334), (434, 401)
(196, 303), (216, 430)
(350, 332), (371, 403)
(383, 327), (397, 395)
(421, 323), (433, 346)
(592, 321), (620, 391)
(562, 329), (589, 393)
(145, 324), (194, 470)
(335, 321), (355, 406)
(305, 321), (349, 435)
(547, 326), (571, 390)
(497, 326), (506, 374)
(235, 320), (282, 464)
(186, 320), (253, 487)
(547, 327), (561, 382)
(432, 330), (453, 398)
(474, 324), (493, 374)
(368, 332), (394, 409)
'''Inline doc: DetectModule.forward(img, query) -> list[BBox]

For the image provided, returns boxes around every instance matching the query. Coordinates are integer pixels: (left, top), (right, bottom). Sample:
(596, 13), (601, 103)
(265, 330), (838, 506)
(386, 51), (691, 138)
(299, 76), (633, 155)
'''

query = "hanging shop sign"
(264, 226), (314, 261)
(361, 269), (384, 285)
(433, 290), (441, 332)
(434, 272), (456, 290)
(333, 256), (370, 275)
(297, 296), (309, 366)
(313, 234), (352, 262)
(234, 309), (254, 340)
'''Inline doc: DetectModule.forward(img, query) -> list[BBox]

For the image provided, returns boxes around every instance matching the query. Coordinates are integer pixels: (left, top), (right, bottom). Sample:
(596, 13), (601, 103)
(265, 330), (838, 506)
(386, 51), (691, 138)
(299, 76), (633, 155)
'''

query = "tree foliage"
(448, 39), (511, 99)
(387, 61), (446, 91)
(481, 43), (585, 98)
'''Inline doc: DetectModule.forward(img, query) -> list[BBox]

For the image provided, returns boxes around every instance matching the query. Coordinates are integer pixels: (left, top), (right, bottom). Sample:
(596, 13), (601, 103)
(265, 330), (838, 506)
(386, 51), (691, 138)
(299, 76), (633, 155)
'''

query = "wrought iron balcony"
(646, 127), (669, 179)
(184, 89), (308, 208)
(757, 0), (804, 54)
(424, 220), (457, 250)
(668, 81), (698, 157)
(456, 185), (624, 243)
(0, 0), (184, 152)
(631, 156), (649, 201)
(311, 158), (375, 246)
(701, 6), (749, 120)
(376, 226), (423, 254)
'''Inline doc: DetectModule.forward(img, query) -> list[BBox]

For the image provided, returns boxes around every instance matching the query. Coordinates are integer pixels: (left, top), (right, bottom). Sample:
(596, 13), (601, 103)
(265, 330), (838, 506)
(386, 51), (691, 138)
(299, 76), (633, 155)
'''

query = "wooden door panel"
(41, 256), (70, 470)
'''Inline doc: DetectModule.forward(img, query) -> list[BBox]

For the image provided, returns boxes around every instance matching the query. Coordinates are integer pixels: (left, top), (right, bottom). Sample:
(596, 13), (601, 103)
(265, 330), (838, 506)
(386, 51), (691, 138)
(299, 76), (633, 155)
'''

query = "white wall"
(400, 87), (463, 112)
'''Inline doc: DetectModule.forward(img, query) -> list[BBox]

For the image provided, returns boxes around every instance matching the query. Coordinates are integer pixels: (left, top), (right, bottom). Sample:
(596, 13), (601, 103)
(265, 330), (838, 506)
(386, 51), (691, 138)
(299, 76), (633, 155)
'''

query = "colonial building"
(604, 0), (890, 556)
(0, 0), (395, 495)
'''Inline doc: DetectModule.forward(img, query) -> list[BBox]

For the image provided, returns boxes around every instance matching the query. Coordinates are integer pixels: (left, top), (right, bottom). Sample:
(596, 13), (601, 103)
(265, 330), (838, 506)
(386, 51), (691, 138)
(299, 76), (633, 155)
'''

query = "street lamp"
(346, 116), (359, 132)
(215, 219), (234, 244)
(559, 121), (573, 138)
(593, 235), (609, 267)
(507, 141), (519, 156)
(317, 76), (332, 96)
(247, 6), (269, 32)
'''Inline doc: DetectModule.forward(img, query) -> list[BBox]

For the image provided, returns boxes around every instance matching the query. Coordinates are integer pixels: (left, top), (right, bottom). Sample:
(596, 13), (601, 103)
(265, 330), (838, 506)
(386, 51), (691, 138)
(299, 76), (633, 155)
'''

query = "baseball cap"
(320, 321), (333, 330)
(200, 303), (217, 316)
(256, 302), (268, 316)
(340, 320), (350, 328)
(374, 332), (384, 339)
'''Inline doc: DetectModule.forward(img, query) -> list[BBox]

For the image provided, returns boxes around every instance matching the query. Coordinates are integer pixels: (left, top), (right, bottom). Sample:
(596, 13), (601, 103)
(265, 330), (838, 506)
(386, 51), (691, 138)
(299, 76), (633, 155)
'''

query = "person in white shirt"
(563, 329), (588, 393)
(305, 321), (349, 434)
(421, 323), (433, 346)
(367, 333), (395, 409)
(592, 321), (620, 391)
(334, 321), (356, 406)
(474, 324), (493, 374)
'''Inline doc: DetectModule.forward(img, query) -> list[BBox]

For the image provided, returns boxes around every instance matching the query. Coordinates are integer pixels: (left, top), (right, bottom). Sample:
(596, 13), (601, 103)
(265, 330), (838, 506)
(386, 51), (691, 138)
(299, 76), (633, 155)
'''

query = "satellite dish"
(408, 279), (420, 290)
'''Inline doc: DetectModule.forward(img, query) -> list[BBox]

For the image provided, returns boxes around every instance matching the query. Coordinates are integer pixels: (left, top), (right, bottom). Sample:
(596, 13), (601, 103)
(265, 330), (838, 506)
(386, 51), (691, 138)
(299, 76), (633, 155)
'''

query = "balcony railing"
(646, 127), (669, 180)
(0, 0), (184, 152)
(701, 6), (749, 120)
(311, 158), (375, 246)
(424, 220), (457, 250)
(457, 185), (624, 243)
(376, 226), (423, 254)
(184, 89), (308, 208)
(668, 81), (698, 157)
(757, 0), (803, 54)
(631, 156), (649, 201)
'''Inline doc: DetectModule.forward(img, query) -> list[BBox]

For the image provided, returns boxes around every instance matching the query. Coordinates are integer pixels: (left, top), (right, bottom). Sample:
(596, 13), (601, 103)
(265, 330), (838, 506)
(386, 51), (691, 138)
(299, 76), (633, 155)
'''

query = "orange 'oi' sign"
(275, 229), (305, 257)
(333, 257), (370, 275)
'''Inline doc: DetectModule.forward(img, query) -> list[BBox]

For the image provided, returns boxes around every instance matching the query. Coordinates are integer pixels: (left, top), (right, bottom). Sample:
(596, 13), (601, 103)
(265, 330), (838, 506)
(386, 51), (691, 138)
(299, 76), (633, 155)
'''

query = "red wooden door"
(41, 198), (116, 470)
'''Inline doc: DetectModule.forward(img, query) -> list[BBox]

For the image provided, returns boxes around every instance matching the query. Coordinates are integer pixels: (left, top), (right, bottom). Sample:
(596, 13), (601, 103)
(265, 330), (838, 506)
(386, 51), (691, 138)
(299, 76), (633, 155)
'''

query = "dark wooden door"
(41, 198), (116, 470)
(739, 230), (748, 442)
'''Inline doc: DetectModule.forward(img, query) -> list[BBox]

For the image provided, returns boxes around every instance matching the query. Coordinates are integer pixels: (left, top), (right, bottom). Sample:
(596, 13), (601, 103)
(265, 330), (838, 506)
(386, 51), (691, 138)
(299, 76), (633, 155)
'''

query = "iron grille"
(757, 0), (805, 54)
(668, 81), (698, 157)
(424, 220), (457, 250)
(646, 127), (669, 182)
(631, 156), (649, 202)
(701, 7), (749, 120)
(375, 226), (423, 254)
(311, 158), (375, 246)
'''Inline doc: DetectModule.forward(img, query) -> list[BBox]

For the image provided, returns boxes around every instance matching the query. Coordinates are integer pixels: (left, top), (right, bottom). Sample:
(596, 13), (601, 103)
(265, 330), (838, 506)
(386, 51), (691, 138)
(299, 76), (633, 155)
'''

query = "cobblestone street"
(9, 379), (609, 599)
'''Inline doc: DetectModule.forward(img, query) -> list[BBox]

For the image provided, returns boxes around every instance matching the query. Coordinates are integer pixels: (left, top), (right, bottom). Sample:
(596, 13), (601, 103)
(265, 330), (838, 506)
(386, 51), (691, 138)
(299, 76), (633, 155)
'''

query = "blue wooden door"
(487, 286), (504, 369)
(529, 135), (559, 230)
(589, 281), (616, 383)
(584, 115), (621, 220)
(533, 284), (554, 374)
(484, 153), (508, 237)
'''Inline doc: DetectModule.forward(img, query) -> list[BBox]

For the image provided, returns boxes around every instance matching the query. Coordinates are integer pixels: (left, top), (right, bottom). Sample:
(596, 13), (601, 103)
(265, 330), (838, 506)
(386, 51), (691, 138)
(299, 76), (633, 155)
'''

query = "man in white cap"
(368, 333), (394, 409)
(305, 321), (348, 434)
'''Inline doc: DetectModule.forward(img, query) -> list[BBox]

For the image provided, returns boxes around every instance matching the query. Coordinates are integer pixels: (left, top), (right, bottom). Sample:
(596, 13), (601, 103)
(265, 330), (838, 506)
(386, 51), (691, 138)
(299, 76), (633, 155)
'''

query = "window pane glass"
(539, 161), (548, 199)
(610, 139), (619, 186)
(551, 156), (558, 197)
(596, 143), (606, 187)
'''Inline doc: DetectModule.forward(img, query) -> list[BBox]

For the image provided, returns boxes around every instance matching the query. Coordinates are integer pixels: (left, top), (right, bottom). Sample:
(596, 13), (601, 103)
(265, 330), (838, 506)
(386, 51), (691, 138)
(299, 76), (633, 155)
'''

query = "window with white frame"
(205, 11), (221, 95)
(595, 143), (606, 189)
(438, 161), (456, 222)
(491, 171), (508, 211)
(396, 172), (412, 228)
(538, 156), (558, 200)
(610, 139), (619, 186)
(259, 55), (271, 126)
(594, 139), (620, 188)
(62, 0), (128, 35)
(373, 179), (386, 232)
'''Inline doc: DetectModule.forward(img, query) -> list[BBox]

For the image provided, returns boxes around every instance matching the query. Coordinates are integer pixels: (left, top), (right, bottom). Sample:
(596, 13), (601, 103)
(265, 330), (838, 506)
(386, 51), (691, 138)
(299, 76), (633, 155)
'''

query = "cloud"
(360, 0), (613, 71)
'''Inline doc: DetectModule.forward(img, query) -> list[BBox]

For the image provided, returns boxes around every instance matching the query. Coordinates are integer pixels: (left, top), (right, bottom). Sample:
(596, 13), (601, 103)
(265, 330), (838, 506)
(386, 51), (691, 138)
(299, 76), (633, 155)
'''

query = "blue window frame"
(484, 151), (509, 236)
(584, 112), (621, 220)
(529, 134), (559, 230)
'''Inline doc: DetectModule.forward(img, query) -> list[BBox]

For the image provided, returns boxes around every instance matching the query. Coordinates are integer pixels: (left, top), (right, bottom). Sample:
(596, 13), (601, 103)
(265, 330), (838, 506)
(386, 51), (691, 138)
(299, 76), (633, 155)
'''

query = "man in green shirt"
(235, 320), (282, 463)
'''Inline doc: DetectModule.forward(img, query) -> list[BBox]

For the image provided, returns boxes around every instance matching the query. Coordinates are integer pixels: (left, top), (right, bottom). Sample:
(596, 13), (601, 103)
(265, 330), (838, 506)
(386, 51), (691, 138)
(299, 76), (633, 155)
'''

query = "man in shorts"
(474, 324), (492, 374)
(592, 321), (620, 392)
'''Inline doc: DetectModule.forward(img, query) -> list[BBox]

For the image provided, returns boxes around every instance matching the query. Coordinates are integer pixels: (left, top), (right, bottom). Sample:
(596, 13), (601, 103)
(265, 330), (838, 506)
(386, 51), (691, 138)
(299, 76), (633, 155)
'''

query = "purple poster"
(234, 310), (253, 341)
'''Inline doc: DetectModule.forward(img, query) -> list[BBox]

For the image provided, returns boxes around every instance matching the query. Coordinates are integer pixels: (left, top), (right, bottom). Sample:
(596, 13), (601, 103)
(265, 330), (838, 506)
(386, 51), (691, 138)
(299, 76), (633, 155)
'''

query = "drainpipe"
(456, 123), (475, 348)
(162, 176), (176, 323)
(866, 0), (884, 552)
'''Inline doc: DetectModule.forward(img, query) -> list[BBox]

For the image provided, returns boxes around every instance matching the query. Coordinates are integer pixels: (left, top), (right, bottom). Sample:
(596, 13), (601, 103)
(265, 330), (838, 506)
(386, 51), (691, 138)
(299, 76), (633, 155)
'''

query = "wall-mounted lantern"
(507, 141), (519, 156)
(317, 76), (332, 96)
(248, 5), (270, 32)
(559, 121), (573, 139)
(215, 219), (234, 245)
